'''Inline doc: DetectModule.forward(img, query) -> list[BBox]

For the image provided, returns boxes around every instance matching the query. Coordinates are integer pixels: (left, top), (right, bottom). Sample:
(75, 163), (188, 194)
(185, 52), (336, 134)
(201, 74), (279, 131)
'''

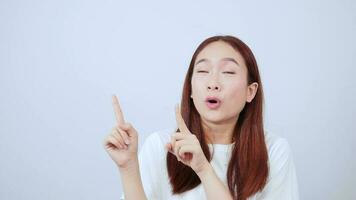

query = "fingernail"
(124, 139), (130, 145)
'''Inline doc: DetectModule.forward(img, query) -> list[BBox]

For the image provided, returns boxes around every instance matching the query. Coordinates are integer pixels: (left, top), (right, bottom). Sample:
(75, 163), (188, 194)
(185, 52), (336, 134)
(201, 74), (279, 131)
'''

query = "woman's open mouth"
(205, 97), (222, 109)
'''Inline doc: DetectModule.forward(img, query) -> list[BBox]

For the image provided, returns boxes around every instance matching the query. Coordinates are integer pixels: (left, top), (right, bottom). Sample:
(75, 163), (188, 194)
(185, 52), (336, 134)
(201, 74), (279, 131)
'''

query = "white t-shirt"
(120, 128), (299, 200)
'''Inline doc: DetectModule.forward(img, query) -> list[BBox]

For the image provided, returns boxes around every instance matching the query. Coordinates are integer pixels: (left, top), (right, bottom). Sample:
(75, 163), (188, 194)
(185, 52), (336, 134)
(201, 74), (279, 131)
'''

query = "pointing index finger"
(175, 104), (190, 134)
(112, 95), (125, 125)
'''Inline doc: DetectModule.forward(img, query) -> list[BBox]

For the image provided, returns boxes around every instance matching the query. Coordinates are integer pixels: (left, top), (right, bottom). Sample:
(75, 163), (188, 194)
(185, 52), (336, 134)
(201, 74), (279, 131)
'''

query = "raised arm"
(166, 104), (233, 200)
(103, 95), (147, 200)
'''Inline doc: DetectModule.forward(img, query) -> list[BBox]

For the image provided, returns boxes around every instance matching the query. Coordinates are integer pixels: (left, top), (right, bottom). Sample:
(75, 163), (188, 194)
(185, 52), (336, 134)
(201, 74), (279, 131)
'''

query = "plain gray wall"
(0, 0), (355, 199)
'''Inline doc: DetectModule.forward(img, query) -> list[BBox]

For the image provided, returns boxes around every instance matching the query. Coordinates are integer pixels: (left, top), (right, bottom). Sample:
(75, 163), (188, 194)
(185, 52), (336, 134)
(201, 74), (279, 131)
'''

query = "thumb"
(118, 122), (137, 137)
(165, 143), (173, 154)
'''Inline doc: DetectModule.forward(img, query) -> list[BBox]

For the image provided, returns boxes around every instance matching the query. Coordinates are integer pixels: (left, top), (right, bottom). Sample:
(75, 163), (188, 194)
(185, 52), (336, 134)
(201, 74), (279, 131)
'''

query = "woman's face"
(191, 41), (258, 124)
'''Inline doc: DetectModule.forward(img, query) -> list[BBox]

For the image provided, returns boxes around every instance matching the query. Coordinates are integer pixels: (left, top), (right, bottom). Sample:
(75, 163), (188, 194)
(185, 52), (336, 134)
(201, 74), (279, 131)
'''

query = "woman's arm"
(197, 163), (233, 200)
(118, 157), (147, 200)
(255, 138), (299, 200)
(168, 105), (233, 199)
(104, 96), (148, 200)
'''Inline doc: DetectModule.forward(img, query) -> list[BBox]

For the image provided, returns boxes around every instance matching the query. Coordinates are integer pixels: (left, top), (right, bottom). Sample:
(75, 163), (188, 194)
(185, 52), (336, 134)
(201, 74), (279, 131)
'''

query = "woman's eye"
(197, 70), (208, 73)
(223, 71), (235, 74)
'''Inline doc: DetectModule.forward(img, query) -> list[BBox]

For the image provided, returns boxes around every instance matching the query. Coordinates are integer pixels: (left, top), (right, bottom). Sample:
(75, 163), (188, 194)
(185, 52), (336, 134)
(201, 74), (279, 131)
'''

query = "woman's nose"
(206, 72), (221, 92)
(207, 79), (221, 92)
(207, 85), (220, 91)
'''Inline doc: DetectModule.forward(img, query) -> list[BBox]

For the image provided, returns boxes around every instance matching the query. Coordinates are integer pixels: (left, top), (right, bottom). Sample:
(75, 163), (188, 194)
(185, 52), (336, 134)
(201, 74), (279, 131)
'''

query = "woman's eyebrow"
(195, 57), (240, 66)
(195, 58), (209, 66)
(221, 57), (240, 66)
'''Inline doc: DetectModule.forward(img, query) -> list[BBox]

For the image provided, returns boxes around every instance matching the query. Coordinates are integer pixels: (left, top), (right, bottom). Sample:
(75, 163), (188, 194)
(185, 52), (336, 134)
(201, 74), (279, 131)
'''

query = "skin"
(190, 41), (259, 144)
(104, 96), (147, 200)
(103, 41), (259, 199)
(165, 41), (260, 199)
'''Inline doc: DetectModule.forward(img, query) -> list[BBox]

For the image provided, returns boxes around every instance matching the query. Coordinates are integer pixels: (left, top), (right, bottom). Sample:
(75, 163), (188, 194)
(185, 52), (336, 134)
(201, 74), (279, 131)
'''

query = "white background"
(0, 0), (355, 199)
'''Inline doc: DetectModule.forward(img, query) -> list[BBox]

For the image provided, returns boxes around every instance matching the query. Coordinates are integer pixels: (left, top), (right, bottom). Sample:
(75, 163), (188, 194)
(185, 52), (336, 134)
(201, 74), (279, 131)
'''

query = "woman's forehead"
(195, 41), (244, 66)
(195, 57), (241, 68)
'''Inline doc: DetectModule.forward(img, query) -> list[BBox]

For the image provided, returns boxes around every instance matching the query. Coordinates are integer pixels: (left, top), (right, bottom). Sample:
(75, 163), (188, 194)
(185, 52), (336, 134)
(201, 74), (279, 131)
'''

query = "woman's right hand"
(103, 95), (139, 169)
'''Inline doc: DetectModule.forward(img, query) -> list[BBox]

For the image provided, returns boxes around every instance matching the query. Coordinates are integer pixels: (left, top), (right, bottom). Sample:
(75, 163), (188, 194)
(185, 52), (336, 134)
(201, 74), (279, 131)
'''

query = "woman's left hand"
(166, 104), (210, 175)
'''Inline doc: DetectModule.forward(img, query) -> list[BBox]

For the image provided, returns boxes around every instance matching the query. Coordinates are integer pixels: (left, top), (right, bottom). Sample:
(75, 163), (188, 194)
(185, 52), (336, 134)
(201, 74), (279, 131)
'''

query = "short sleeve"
(256, 138), (299, 200)
(120, 132), (164, 200)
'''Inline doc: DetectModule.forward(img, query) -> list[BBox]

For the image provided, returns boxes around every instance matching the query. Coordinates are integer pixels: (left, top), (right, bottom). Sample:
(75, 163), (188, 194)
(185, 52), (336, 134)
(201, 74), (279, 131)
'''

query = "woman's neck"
(201, 116), (238, 144)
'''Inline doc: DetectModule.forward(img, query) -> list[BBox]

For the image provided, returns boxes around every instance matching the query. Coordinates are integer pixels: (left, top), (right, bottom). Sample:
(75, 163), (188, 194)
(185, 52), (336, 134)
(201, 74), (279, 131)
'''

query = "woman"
(103, 35), (299, 200)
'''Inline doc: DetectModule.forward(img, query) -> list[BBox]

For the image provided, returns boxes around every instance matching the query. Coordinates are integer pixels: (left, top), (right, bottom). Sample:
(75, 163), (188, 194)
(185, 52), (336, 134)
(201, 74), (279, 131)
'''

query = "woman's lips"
(205, 97), (222, 109)
(206, 101), (221, 109)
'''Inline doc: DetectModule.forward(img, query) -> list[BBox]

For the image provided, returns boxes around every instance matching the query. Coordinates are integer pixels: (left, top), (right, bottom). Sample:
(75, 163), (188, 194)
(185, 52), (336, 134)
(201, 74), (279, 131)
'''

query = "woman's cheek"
(225, 83), (247, 112)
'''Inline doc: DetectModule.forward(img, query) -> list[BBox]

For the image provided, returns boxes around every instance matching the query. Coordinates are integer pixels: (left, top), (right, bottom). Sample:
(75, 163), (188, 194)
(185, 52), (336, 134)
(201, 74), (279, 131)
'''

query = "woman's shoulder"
(264, 130), (292, 151)
(143, 127), (174, 143)
(264, 130), (290, 150)
(254, 130), (299, 199)
(139, 127), (175, 153)
(263, 130), (295, 170)
(137, 127), (175, 174)
(142, 128), (295, 162)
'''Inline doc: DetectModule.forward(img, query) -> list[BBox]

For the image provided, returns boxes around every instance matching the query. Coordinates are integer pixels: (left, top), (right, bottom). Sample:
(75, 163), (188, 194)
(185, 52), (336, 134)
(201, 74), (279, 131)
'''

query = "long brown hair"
(166, 35), (268, 200)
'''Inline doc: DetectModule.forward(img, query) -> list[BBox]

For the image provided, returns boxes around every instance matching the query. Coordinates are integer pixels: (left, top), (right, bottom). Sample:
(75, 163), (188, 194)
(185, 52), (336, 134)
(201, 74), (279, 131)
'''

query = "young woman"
(103, 35), (299, 200)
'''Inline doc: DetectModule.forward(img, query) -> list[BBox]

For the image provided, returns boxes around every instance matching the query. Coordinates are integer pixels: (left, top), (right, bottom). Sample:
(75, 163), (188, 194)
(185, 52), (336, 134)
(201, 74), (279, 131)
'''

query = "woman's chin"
(199, 110), (238, 125)
(200, 114), (226, 124)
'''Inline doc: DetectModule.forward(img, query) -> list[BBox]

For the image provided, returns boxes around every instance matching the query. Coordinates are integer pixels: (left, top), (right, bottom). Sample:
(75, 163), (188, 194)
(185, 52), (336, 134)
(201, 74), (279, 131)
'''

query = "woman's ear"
(246, 82), (258, 103)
